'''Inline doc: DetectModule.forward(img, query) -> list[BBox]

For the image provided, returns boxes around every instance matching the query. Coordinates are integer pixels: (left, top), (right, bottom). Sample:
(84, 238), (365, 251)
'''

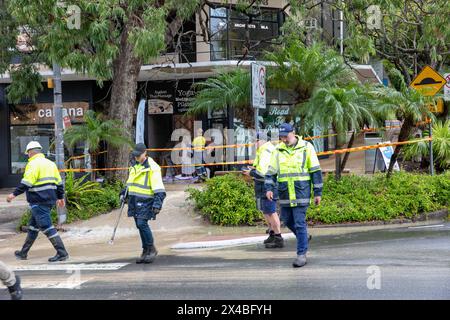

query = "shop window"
(10, 125), (54, 174)
(9, 102), (89, 174)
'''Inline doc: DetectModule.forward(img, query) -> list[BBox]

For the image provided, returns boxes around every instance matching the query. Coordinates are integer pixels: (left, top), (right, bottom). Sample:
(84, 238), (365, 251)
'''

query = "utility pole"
(52, 62), (67, 224)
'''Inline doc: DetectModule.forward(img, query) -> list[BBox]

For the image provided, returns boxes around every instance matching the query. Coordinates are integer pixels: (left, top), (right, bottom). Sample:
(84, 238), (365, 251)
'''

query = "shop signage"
(148, 87), (174, 114)
(10, 102), (88, 125)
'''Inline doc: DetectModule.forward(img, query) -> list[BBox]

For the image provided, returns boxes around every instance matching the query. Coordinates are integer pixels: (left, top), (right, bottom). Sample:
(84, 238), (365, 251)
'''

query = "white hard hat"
(25, 141), (43, 154)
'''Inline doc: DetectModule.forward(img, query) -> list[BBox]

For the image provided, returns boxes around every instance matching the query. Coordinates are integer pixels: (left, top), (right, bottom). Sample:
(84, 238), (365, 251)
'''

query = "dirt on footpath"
(0, 183), (447, 268)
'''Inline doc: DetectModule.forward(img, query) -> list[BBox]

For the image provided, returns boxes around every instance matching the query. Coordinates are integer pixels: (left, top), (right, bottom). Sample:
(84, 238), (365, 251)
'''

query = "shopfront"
(0, 81), (93, 188)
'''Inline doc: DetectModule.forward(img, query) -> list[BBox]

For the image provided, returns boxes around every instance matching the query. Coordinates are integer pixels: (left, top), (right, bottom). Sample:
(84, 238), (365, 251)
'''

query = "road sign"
(444, 73), (450, 101)
(410, 65), (446, 96)
(251, 63), (266, 109)
(428, 98), (444, 113)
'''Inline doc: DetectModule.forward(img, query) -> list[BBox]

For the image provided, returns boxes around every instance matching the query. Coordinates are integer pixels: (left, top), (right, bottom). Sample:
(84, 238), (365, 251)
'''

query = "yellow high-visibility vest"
(126, 157), (165, 198)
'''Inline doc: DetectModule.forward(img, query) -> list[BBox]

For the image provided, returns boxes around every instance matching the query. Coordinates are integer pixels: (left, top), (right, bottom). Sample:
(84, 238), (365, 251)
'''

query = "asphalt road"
(2, 222), (450, 300)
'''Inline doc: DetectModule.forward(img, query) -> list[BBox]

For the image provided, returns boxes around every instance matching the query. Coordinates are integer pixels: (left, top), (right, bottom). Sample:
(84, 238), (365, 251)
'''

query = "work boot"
(48, 236), (69, 262)
(14, 235), (36, 260)
(263, 230), (275, 244)
(8, 275), (23, 300)
(265, 235), (284, 248)
(143, 244), (158, 264)
(136, 248), (148, 264)
(292, 254), (307, 268)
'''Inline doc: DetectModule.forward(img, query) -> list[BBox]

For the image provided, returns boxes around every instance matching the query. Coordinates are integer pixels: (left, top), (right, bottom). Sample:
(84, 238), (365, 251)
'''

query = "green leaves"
(188, 68), (252, 115)
(308, 172), (449, 224)
(187, 174), (263, 226)
(64, 110), (133, 154)
(6, 64), (43, 104)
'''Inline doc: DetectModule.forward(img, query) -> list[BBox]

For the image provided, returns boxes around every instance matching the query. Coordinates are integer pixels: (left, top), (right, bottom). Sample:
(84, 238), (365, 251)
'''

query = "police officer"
(243, 131), (283, 248)
(7, 141), (69, 262)
(265, 124), (323, 268)
(0, 260), (23, 300)
(123, 143), (166, 264)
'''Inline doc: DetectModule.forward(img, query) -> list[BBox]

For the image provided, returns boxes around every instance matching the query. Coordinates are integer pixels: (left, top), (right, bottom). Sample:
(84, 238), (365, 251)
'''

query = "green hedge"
(308, 171), (449, 224)
(187, 174), (263, 226)
(187, 172), (449, 226)
(18, 181), (122, 230)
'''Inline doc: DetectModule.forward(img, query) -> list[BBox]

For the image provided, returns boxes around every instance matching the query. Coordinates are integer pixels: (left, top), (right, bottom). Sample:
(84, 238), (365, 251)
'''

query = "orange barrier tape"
(316, 138), (432, 156)
(62, 122), (435, 163)
(60, 138), (431, 173)
(60, 160), (253, 173)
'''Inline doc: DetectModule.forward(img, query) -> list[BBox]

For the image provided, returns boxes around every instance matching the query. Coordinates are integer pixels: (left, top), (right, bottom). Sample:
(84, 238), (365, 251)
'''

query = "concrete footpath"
(0, 184), (448, 268)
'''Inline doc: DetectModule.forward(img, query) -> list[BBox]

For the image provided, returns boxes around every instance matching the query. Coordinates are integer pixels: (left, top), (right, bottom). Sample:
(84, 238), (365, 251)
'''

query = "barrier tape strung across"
(59, 138), (432, 173)
(60, 160), (253, 173)
(316, 137), (432, 157)
(63, 120), (432, 163)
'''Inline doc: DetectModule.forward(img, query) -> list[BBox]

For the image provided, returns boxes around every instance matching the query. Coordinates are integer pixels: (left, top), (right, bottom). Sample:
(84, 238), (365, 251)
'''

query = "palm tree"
(298, 84), (377, 177)
(265, 40), (356, 105)
(187, 68), (253, 128)
(64, 110), (133, 181)
(403, 120), (450, 172)
(366, 78), (435, 178)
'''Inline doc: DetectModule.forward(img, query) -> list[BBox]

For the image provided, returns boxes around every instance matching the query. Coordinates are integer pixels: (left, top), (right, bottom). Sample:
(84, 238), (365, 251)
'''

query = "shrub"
(307, 172), (449, 224)
(187, 174), (263, 226)
(187, 172), (449, 226)
(18, 178), (123, 230)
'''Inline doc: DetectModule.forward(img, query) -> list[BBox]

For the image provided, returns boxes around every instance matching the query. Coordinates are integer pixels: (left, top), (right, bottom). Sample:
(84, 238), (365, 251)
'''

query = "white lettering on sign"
(37, 107), (84, 118)
(269, 107), (289, 116)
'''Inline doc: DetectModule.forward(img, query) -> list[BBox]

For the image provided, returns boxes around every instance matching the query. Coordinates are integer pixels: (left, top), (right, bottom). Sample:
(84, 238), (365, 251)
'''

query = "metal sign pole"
(429, 120), (434, 176)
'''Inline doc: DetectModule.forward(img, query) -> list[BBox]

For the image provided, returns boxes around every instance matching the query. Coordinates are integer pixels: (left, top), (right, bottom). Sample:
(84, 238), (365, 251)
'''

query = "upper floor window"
(210, 6), (282, 61)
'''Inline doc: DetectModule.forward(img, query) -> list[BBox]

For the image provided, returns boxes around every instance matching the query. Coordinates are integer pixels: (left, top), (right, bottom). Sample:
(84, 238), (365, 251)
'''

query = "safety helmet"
(25, 141), (43, 154)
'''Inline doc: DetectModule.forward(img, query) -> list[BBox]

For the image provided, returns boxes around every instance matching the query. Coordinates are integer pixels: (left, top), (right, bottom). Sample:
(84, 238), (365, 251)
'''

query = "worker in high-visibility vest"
(122, 143), (166, 264)
(192, 128), (207, 180)
(265, 124), (323, 268)
(7, 141), (69, 262)
(243, 131), (283, 248)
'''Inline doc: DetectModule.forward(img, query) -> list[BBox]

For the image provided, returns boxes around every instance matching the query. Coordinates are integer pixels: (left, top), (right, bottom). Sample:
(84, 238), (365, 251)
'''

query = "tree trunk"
(106, 23), (142, 182)
(340, 131), (355, 173)
(90, 152), (96, 182)
(386, 116), (414, 178)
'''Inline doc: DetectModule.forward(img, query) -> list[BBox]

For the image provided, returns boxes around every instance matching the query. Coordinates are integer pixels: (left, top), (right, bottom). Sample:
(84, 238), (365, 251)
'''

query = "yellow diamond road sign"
(410, 65), (446, 96)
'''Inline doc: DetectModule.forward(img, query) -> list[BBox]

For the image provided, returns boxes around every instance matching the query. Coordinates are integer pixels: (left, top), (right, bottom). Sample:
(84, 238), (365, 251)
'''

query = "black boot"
(8, 275), (23, 300)
(48, 236), (69, 262)
(143, 245), (158, 264)
(263, 230), (275, 244)
(265, 235), (284, 248)
(136, 248), (148, 264)
(15, 235), (36, 260)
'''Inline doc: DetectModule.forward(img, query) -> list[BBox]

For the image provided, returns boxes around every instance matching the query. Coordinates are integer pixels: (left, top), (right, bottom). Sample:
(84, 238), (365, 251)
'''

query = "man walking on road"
(122, 143), (166, 264)
(243, 131), (284, 248)
(0, 261), (23, 300)
(7, 141), (69, 262)
(265, 124), (323, 268)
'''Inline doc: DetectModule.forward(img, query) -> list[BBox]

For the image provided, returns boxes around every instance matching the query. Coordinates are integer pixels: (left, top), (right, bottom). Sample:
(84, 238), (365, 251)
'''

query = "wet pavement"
(2, 221), (449, 300)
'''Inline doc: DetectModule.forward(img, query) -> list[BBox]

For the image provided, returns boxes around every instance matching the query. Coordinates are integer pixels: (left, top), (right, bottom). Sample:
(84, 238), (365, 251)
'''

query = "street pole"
(429, 119), (434, 176)
(52, 62), (67, 224)
(339, 3), (344, 55)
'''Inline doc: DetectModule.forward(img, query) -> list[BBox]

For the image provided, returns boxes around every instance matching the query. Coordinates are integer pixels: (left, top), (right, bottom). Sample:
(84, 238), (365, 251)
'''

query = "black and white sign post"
(251, 63), (266, 131)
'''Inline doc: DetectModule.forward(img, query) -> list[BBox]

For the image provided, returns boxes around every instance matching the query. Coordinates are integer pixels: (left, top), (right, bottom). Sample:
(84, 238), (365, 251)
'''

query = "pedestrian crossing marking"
(13, 262), (129, 271)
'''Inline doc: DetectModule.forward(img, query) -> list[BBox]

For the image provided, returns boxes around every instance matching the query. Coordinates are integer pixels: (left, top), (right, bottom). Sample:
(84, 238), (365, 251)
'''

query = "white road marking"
(408, 224), (445, 229)
(22, 280), (90, 289)
(171, 233), (296, 250)
(13, 263), (129, 271)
